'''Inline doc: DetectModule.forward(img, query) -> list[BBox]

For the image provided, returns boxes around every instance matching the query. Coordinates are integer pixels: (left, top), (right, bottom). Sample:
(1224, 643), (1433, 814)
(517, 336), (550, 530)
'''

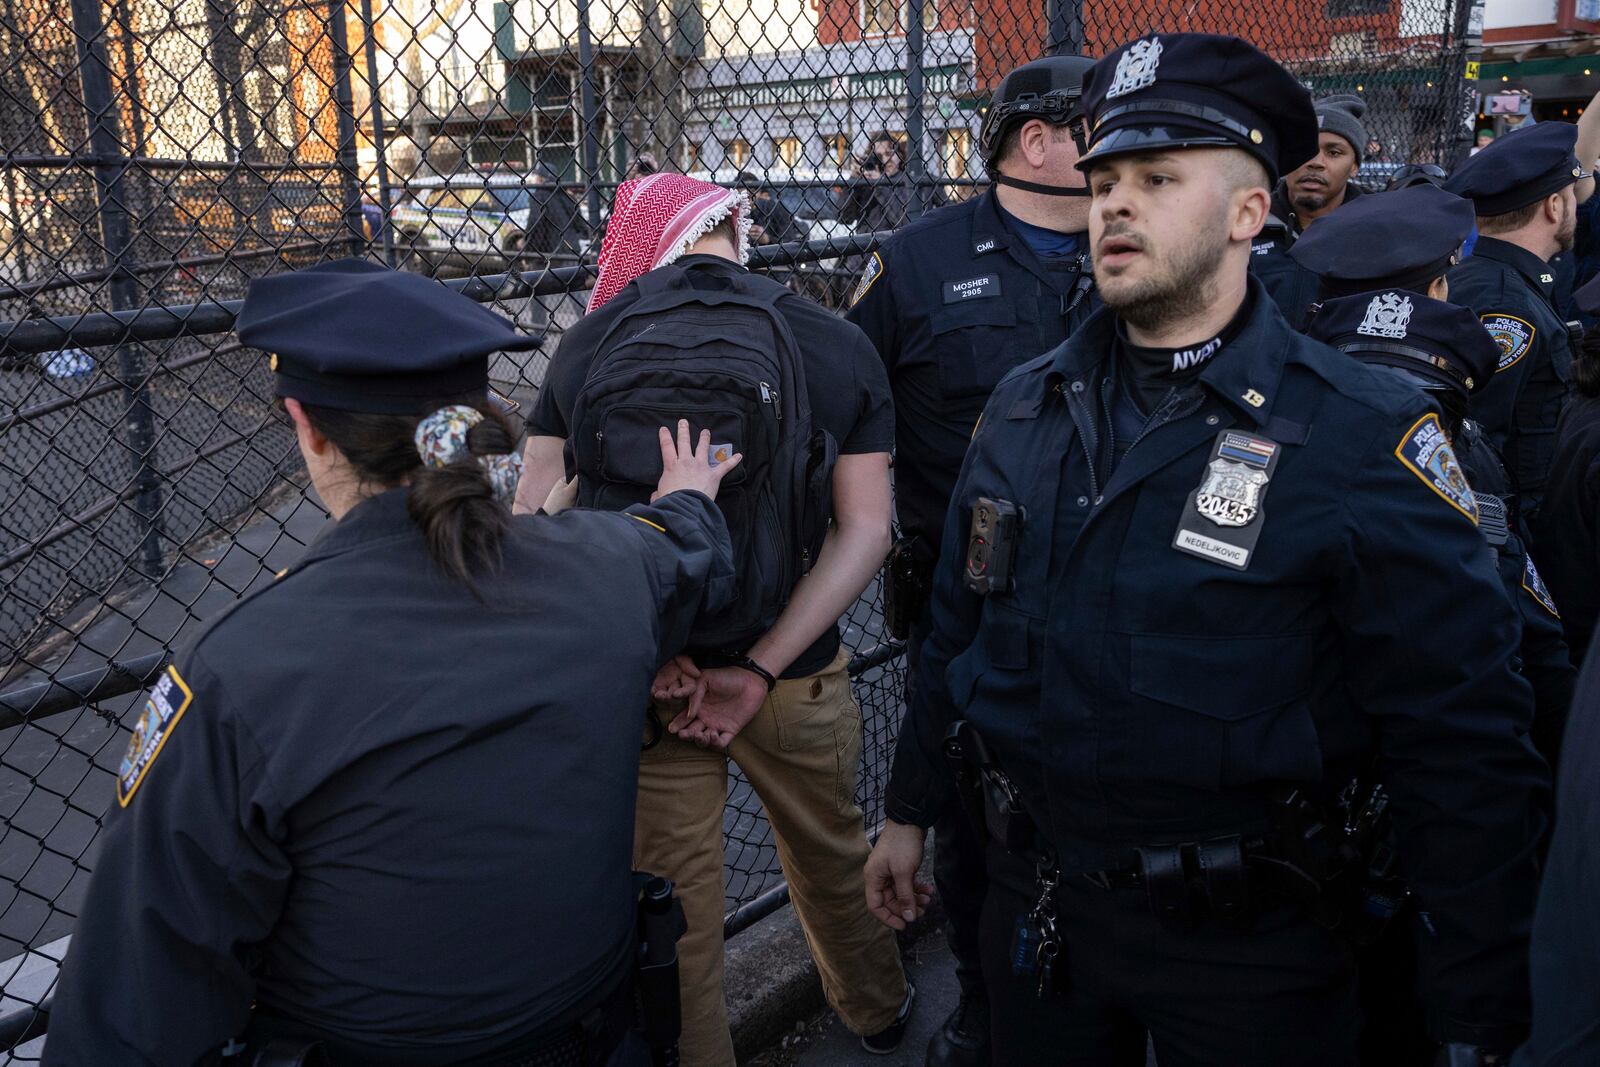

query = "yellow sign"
(1466, 60), (1481, 80)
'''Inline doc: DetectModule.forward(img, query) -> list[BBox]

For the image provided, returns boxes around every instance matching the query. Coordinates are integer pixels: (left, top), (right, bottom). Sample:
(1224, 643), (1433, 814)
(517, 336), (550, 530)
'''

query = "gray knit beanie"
(1314, 93), (1368, 161)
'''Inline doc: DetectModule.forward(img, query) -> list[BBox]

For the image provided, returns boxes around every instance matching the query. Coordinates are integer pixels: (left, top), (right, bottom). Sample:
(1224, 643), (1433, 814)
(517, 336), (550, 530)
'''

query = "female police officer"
(42, 260), (738, 1066)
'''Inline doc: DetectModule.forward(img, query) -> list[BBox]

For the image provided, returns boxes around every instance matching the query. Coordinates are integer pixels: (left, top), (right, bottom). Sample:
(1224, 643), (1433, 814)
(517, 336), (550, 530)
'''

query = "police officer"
(864, 33), (1548, 1066)
(1445, 121), (1589, 526)
(845, 53), (1098, 1067)
(42, 261), (738, 1066)
(1293, 183), (1575, 765)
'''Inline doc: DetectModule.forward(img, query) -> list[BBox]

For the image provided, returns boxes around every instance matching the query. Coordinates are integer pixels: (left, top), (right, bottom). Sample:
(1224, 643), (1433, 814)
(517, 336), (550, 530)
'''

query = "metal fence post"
(576, 0), (604, 235)
(70, 0), (165, 580)
(329, 0), (368, 256)
(905, 0), (930, 216)
(359, 0), (397, 266)
(1047, 0), (1084, 56)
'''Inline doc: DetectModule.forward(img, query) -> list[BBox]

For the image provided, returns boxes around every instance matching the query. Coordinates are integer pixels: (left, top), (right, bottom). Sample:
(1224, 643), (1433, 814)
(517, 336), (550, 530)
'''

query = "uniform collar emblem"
(1195, 457), (1269, 527)
(1106, 37), (1163, 99)
(1357, 291), (1413, 340)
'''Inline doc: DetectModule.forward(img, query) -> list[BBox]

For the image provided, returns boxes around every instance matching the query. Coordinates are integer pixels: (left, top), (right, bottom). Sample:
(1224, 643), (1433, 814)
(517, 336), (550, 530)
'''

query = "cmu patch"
(1480, 313), (1535, 373)
(1395, 413), (1478, 525)
(1522, 556), (1560, 617)
(849, 252), (883, 308)
(117, 665), (193, 807)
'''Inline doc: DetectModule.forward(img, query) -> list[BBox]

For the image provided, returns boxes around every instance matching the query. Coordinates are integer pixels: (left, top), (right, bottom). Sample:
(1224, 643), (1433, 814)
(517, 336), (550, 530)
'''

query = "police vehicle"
(392, 170), (592, 271)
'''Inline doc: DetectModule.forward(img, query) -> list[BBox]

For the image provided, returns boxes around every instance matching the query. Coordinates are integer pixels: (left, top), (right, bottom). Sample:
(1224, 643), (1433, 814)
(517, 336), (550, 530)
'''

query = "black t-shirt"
(530, 254), (896, 677)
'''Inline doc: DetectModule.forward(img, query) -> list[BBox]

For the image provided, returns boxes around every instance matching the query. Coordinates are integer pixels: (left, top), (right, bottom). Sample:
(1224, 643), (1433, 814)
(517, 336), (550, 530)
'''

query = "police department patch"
(1522, 556), (1560, 617)
(849, 252), (883, 308)
(117, 665), (193, 807)
(1394, 413), (1478, 525)
(1480, 313), (1535, 372)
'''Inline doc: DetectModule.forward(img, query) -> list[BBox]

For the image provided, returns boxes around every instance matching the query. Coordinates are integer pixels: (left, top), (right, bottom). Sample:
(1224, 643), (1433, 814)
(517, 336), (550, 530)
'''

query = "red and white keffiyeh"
(586, 173), (751, 313)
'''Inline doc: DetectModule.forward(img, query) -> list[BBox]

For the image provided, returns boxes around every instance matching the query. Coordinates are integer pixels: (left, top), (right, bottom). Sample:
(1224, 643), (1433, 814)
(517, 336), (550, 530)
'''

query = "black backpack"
(570, 264), (838, 652)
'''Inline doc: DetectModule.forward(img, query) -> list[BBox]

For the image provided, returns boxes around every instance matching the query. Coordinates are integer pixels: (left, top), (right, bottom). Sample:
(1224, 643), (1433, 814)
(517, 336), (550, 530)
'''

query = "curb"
(727, 851), (944, 1062)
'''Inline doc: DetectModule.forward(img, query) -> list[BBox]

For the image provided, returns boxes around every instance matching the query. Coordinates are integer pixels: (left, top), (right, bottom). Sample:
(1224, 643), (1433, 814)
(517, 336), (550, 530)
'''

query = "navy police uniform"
(1535, 272), (1600, 668)
(847, 54), (1099, 1066)
(1299, 186), (1573, 1064)
(43, 263), (737, 1067)
(886, 35), (1548, 1065)
(1445, 121), (1587, 522)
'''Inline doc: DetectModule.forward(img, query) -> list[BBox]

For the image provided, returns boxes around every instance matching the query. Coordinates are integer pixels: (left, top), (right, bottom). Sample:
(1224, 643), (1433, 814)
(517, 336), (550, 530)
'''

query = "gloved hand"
(542, 475), (578, 515)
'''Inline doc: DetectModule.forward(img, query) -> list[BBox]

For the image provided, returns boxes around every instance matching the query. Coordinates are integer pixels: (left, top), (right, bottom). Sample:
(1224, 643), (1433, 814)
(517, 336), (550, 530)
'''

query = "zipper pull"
(761, 381), (782, 418)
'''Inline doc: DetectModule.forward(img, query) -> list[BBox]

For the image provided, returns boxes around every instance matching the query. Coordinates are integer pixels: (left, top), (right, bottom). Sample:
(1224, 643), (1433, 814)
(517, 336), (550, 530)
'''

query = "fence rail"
(1, 0), (1479, 1054)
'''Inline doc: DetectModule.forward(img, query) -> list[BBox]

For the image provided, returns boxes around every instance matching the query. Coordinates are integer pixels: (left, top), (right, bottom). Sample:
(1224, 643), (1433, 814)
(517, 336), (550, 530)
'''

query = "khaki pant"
(634, 648), (908, 1067)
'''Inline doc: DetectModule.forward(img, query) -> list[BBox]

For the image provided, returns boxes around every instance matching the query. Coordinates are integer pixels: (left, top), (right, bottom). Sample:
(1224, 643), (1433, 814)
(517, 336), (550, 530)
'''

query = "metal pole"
(328, 0), (368, 255)
(905, 0), (930, 216)
(1047, 0), (1083, 56)
(359, 0), (397, 266)
(71, 0), (165, 580)
(1450, 0), (1486, 168)
(576, 0), (604, 233)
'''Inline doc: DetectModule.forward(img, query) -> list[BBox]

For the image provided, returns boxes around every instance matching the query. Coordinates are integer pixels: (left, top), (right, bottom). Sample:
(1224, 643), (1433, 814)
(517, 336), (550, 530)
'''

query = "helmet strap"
(995, 174), (1091, 197)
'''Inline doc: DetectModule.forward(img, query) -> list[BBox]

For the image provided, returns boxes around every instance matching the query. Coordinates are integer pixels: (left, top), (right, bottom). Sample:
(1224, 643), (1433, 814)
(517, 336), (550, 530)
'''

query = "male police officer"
(865, 33), (1547, 1066)
(1293, 184), (1575, 1064)
(1445, 122), (1589, 526)
(845, 53), (1097, 1067)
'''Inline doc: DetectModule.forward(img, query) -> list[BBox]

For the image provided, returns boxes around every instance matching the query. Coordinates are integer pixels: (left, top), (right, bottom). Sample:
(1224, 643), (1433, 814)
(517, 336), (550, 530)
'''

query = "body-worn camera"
(963, 497), (1020, 596)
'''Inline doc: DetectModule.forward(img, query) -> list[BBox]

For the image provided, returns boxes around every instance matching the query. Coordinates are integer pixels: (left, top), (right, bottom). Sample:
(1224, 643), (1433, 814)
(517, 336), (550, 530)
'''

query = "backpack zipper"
(760, 381), (782, 419)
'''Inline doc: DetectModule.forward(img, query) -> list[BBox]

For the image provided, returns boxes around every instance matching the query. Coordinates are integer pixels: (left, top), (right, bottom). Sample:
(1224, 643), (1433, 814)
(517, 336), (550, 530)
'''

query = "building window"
(860, 0), (896, 35)
(776, 137), (802, 167)
(823, 133), (850, 166)
(1326, 0), (1388, 17)
(726, 138), (750, 167)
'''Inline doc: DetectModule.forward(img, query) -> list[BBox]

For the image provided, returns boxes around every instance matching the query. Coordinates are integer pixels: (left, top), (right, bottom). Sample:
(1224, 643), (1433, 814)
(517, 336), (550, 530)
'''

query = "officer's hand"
(865, 820), (933, 931)
(542, 475), (578, 515)
(652, 420), (742, 503)
(667, 666), (765, 749)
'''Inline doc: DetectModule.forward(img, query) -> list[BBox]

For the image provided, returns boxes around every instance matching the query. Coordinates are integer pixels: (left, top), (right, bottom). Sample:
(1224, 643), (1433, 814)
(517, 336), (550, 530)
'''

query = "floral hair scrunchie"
(412, 404), (522, 504)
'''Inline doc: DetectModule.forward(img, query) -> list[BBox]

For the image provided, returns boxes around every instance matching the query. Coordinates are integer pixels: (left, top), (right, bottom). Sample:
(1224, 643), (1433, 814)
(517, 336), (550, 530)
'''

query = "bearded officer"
(864, 33), (1547, 1067)
(845, 53), (1100, 1067)
(1445, 122), (1590, 528)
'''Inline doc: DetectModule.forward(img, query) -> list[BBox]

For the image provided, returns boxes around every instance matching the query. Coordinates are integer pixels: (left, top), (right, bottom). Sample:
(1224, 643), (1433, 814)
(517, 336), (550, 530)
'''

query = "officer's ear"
(283, 397), (334, 459)
(1428, 275), (1449, 301)
(1544, 190), (1566, 226)
(1015, 118), (1051, 171)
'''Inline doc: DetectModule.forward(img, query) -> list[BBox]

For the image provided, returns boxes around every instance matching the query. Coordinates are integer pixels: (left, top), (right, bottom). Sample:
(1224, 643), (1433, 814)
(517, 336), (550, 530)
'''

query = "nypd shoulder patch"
(117, 665), (194, 807)
(1394, 413), (1478, 525)
(1479, 313), (1535, 373)
(1522, 556), (1560, 618)
(849, 252), (884, 308)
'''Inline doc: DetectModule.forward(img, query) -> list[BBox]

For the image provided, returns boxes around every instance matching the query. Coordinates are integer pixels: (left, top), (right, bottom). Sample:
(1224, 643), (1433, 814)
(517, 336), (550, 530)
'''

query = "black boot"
(925, 990), (990, 1067)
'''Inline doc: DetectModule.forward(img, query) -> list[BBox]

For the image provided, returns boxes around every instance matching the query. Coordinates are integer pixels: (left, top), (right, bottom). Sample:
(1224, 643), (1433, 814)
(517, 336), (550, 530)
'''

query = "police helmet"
(1386, 163), (1448, 191)
(979, 55), (1096, 170)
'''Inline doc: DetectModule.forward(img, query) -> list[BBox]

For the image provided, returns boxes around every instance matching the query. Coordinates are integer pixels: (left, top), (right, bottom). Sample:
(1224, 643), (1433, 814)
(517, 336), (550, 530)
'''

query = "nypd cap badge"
(117, 665), (194, 807)
(1394, 412), (1478, 525)
(1358, 292), (1413, 340)
(1106, 37), (1163, 99)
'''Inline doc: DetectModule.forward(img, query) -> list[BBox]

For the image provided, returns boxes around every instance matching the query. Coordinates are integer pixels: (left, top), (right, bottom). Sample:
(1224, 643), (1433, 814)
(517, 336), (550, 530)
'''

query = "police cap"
(979, 55), (1096, 168)
(1308, 292), (1499, 397)
(1289, 184), (1475, 297)
(1443, 121), (1586, 216)
(1076, 33), (1318, 183)
(237, 259), (539, 414)
(1385, 162), (1448, 191)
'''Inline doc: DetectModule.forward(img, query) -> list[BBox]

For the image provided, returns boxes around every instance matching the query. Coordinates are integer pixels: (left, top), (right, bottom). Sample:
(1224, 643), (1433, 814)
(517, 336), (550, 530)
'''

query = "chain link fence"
(0, 0), (1476, 1054)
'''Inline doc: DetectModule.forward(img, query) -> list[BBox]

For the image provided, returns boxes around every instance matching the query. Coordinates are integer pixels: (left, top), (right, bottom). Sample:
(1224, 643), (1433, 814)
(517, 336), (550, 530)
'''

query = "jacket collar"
(1269, 179), (1364, 240)
(1468, 236), (1557, 300)
(969, 188), (1013, 257)
(297, 487), (420, 568)
(1044, 276), (1292, 429)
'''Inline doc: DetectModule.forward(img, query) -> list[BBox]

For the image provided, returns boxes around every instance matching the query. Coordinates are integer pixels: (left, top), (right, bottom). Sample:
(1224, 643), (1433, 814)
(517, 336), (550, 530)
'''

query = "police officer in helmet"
(865, 33), (1547, 1066)
(844, 51), (1098, 1067)
(43, 262), (739, 1067)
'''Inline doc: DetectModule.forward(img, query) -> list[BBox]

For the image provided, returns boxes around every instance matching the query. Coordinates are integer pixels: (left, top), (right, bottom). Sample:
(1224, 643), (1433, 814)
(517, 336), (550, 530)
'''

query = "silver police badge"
(1357, 291), (1413, 339)
(1107, 37), (1163, 99)
(1194, 457), (1269, 527)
